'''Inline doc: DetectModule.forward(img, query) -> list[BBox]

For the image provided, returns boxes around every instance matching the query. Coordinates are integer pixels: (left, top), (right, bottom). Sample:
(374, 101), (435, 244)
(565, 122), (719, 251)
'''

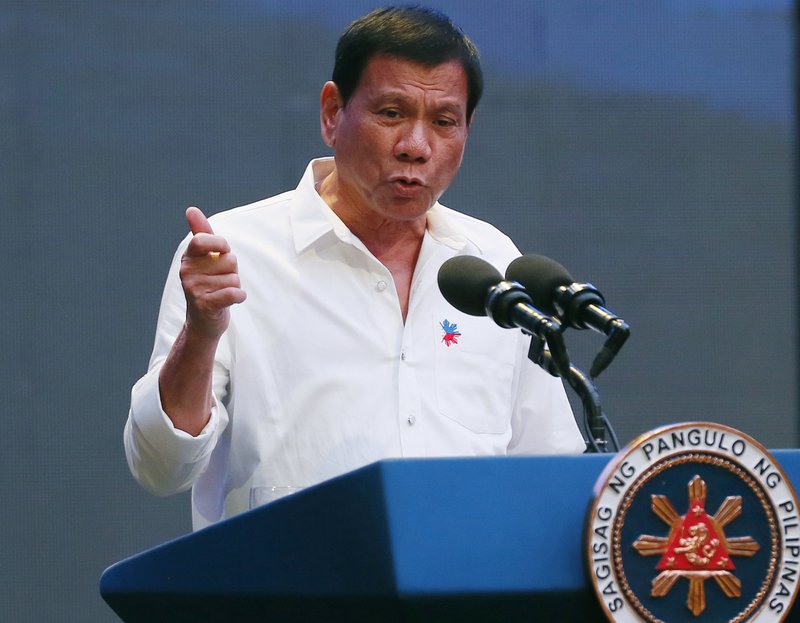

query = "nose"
(395, 121), (432, 162)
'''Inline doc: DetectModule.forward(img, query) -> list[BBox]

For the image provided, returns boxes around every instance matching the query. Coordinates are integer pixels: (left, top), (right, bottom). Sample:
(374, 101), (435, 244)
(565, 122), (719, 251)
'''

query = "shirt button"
(400, 351), (406, 361)
(407, 415), (416, 426)
(376, 280), (388, 291)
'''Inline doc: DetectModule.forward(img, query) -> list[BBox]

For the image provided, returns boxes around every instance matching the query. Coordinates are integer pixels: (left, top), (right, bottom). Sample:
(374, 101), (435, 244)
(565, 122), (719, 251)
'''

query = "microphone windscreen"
(506, 255), (573, 315)
(437, 255), (502, 316)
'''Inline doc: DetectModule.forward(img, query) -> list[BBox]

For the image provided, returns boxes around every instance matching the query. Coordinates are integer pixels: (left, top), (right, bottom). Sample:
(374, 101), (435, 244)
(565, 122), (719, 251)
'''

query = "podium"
(100, 452), (800, 622)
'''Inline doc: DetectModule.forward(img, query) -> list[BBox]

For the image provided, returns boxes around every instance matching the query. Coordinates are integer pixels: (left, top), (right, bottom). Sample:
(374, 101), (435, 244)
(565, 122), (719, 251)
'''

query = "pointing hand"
(180, 206), (247, 338)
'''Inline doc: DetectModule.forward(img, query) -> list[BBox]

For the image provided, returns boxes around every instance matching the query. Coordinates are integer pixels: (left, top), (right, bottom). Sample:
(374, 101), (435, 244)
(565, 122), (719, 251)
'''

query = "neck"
(317, 167), (427, 322)
(316, 166), (427, 262)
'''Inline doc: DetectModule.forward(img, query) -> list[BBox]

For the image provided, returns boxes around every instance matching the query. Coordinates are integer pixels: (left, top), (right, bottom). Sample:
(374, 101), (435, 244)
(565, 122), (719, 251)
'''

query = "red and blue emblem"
(440, 319), (461, 347)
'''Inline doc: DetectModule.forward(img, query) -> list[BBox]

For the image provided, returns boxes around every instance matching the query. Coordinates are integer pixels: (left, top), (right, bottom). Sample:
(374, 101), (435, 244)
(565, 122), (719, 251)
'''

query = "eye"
(380, 108), (401, 119)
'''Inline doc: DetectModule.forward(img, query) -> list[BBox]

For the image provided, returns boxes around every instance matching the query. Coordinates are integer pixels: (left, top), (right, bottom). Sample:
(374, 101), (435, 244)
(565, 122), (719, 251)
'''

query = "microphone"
(506, 254), (630, 378)
(437, 255), (570, 377)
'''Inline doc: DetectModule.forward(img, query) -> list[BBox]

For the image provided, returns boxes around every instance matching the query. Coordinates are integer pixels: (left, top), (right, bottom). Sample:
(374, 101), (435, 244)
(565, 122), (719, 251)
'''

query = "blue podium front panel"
(378, 454), (609, 594)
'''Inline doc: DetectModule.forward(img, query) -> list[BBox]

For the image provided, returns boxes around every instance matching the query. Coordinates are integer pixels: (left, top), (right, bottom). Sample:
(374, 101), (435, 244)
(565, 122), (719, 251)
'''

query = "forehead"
(355, 54), (468, 106)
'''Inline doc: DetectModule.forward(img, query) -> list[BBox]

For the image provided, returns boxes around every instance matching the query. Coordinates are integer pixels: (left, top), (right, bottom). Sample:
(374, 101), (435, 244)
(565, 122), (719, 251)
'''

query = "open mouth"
(390, 179), (426, 197)
(391, 176), (425, 189)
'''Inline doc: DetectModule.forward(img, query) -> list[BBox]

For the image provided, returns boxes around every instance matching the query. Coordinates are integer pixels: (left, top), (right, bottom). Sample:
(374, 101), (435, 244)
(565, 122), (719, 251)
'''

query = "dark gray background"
(2, 1), (795, 620)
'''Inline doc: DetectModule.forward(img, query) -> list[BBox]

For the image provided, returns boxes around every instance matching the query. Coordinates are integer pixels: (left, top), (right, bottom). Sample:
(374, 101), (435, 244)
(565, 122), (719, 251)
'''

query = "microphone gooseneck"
(506, 254), (630, 379)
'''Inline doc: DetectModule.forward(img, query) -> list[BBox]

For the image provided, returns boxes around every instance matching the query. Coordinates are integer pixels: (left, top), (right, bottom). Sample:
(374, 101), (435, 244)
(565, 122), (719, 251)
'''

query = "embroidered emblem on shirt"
(440, 319), (461, 347)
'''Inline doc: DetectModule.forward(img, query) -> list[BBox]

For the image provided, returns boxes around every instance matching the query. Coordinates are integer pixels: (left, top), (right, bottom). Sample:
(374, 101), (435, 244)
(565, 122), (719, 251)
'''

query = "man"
(125, 6), (584, 530)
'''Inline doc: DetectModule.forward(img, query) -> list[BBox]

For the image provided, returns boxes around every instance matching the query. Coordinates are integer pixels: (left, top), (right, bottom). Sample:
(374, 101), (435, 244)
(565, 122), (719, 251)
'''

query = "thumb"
(185, 206), (215, 236)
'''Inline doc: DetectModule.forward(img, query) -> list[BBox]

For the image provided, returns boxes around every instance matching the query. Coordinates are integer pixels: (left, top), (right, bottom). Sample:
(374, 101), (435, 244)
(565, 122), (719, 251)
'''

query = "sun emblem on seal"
(633, 474), (760, 616)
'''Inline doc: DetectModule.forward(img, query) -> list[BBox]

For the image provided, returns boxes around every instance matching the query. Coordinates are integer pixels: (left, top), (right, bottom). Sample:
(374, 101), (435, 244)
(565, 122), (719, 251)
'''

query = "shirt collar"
(290, 157), (474, 255)
(291, 158), (351, 254)
(425, 203), (471, 253)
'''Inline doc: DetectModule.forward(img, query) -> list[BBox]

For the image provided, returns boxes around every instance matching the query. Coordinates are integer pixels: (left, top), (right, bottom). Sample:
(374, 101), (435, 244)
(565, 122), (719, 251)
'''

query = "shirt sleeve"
(123, 239), (231, 496)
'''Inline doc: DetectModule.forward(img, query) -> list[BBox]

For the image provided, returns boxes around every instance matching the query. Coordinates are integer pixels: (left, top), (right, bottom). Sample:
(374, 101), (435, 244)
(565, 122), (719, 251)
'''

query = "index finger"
(185, 233), (230, 258)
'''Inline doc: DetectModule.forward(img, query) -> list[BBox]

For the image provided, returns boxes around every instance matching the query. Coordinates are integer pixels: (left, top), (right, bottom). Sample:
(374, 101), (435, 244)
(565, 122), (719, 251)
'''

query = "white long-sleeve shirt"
(125, 158), (585, 530)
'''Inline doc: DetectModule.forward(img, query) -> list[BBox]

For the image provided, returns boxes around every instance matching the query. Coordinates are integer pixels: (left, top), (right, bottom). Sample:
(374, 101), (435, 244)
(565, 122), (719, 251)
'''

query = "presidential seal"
(586, 422), (800, 622)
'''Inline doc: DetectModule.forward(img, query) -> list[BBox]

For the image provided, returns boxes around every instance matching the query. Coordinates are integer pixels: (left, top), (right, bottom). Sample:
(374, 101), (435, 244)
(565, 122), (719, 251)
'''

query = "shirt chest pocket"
(433, 314), (517, 434)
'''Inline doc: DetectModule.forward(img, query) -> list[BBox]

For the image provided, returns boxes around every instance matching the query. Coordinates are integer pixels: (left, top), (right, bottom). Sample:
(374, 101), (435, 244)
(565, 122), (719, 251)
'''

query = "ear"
(320, 81), (342, 148)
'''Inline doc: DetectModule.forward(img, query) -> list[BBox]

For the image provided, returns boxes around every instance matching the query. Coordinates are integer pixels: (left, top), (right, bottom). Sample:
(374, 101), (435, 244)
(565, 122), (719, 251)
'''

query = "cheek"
(440, 142), (466, 175)
(341, 124), (386, 159)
